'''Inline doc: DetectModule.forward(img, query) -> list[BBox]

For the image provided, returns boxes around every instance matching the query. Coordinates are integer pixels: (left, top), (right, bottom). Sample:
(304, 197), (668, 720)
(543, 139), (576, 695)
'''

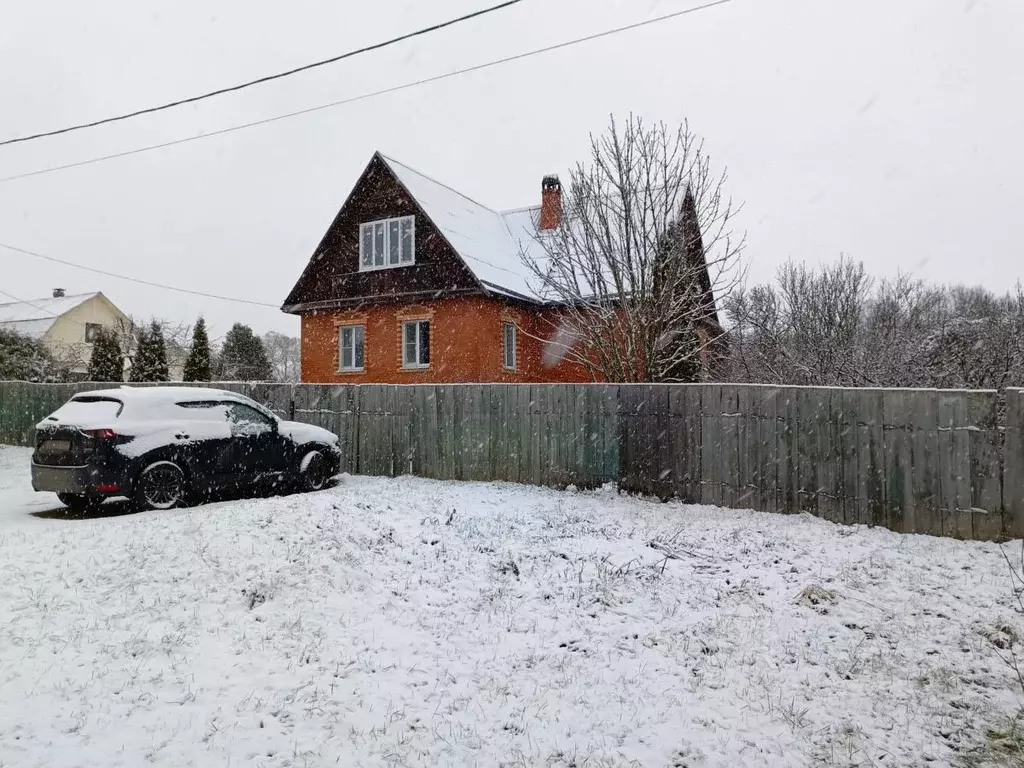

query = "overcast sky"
(0, 0), (1020, 341)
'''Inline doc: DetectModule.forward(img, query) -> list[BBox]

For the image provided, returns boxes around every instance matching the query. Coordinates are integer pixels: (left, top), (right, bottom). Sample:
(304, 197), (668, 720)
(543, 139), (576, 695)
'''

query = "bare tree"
(724, 256), (1024, 391)
(860, 274), (946, 387)
(725, 258), (875, 386)
(923, 284), (1024, 391)
(262, 332), (301, 382)
(520, 115), (745, 382)
(108, 316), (193, 382)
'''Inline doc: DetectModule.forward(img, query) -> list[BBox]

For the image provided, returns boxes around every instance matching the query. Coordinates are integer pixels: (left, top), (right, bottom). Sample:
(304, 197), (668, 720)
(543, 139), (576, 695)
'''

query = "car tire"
(298, 450), (331, 492)
(134, 461), (189, 510)
(57, 492), (100, 512)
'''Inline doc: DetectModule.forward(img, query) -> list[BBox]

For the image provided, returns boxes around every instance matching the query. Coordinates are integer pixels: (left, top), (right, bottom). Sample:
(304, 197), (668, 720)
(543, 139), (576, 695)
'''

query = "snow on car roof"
(73, 386), (245, 403)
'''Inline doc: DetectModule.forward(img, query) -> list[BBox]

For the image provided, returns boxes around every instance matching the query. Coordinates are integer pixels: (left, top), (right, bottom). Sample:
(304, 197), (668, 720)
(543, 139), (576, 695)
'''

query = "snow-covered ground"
(0, 444), (1021, 767)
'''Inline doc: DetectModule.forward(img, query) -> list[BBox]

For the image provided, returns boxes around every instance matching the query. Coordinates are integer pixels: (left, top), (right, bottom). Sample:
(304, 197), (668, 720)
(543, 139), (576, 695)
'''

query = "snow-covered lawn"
(0, 444), (1021, 767)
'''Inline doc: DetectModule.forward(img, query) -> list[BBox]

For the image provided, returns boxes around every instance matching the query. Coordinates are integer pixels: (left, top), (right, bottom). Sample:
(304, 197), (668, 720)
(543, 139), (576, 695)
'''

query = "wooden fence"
(1, 381), (1021, 541)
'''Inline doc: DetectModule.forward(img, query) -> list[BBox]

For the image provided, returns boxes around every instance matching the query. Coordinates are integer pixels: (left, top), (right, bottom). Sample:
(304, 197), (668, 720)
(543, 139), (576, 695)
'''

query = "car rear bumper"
(31, 463), (125, 495)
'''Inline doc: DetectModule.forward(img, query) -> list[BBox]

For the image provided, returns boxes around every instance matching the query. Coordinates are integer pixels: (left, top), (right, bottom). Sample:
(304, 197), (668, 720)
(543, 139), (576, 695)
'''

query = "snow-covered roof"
(380, 154), (545, 301)
(0, 292), (101, 338)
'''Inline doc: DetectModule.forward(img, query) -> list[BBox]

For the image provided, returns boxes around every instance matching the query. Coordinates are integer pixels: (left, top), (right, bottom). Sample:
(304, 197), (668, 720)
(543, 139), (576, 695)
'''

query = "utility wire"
(0, 0), (733, 184)
(0, 242), (280, 308)
(0, 0), (524, 148)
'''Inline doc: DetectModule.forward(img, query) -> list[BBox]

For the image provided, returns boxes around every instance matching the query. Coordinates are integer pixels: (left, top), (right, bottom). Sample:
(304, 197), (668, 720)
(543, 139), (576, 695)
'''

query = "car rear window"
(48, 396), (124, 423)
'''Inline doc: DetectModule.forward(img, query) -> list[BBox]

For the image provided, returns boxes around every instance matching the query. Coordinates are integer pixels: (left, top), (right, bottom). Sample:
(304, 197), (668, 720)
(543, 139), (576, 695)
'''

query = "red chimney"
(539, 175), (563, 231)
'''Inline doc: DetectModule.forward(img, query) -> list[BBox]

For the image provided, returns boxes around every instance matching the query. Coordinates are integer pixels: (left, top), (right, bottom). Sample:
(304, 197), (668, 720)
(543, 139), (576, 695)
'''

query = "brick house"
(282, 152), (716, 384)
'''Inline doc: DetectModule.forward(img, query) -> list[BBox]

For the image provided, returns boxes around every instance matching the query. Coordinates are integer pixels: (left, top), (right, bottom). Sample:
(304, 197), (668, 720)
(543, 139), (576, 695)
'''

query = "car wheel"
(135, 461), (189, 510)
(57, 492), (100, 512)
(299, 450), (331, 492)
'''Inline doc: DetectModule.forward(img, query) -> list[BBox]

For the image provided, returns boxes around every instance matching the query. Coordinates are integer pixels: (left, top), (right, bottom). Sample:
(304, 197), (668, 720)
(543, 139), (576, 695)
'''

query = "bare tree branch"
(519, 114), (746, 383)
(723, 258), (1024, 394)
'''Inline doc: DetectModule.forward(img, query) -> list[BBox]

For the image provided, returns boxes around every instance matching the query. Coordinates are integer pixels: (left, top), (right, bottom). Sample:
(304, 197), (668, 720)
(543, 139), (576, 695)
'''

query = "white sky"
(0, 0), (1021, 340)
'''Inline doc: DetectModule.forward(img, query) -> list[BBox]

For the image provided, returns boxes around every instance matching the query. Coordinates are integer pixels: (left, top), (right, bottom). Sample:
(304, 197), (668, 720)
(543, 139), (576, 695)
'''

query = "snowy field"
(0, 444), (1022, 767)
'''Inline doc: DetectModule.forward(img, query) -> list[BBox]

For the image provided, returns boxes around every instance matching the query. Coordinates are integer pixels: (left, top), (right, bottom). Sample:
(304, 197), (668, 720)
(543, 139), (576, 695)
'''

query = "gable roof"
(0, 292), (102, 338)
(283, 151), (717, 318)
(379, 154), (542, 301)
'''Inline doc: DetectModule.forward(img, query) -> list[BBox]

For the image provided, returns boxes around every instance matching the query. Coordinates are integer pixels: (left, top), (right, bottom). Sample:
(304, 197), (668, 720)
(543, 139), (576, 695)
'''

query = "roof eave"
(480, 281), (544, 305)
(282, 287), (487, 315)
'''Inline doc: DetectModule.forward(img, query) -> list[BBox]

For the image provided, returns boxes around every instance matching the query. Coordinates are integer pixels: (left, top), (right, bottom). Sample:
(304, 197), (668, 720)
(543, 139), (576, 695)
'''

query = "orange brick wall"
(300, 296), (594, 384)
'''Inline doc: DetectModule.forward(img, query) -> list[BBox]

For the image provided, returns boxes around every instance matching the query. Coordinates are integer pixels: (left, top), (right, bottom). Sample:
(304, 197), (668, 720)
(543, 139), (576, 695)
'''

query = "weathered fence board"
(735, 386), (755, 510)
(968, 391), (1003, 541)
(859, 390), (886, 529)
(1006, 389), (1024, 539)
(1, 380), (1019, 541)
(700, 384), (722, 506)
(758, 387), (779, 514)
(796, 388), (818, 516)
(883, 390), (911, 533)
(937, 393), (966, 538)
(776, 388), (797, 515)
(910, 391), (941, 537)
(839, 390), (857, 524)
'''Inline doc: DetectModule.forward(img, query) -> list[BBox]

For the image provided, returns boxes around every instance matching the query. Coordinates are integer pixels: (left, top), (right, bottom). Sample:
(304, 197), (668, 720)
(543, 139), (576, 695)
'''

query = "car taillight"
(84, 428), (117, 440)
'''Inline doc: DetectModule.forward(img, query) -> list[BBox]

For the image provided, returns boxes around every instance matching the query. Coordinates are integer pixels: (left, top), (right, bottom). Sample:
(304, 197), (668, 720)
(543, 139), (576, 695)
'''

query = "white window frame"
(502, 321), (517, 370)
(359, 216), (415, 271)
(338, 324), (365, 372)
(402, 320), (430, 369)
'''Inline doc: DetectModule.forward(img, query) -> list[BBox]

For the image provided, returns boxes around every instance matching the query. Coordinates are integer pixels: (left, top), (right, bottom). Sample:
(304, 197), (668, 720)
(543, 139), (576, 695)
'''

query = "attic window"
(359, 216), (415, 271)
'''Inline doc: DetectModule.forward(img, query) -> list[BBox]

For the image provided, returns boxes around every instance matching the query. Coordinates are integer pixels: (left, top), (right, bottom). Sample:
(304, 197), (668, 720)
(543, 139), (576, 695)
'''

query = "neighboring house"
(283, 152), (717, 384)
(0, 290), (131, 378)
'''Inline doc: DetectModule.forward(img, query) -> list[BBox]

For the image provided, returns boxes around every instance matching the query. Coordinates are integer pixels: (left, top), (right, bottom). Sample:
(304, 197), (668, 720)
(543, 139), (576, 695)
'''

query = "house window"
(84, 323), (102, 343)
(502, 322), (517, 370)
(402, 320), (430, 368)
(338, 325), (365, 371)
(359, 216), (415, 270)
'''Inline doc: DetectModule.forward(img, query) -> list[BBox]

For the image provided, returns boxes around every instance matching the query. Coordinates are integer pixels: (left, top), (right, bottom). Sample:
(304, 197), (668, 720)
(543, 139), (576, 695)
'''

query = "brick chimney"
(52, 288), (65, 298)
(539, 175), (563, 231)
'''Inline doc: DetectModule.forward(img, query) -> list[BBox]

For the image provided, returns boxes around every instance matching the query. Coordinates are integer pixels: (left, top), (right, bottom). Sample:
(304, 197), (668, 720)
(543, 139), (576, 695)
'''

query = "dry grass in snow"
(0, 445), (1022, 767)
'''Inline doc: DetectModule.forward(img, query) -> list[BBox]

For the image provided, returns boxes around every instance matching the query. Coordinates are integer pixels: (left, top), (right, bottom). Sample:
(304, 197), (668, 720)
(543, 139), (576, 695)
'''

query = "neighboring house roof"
(380, 154), (542, 301)
(0, 292), (102, 338)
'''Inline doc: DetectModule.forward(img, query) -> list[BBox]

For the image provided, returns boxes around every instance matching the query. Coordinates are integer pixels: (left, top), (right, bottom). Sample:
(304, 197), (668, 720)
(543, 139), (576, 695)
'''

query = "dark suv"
(32, 386), (342, 511)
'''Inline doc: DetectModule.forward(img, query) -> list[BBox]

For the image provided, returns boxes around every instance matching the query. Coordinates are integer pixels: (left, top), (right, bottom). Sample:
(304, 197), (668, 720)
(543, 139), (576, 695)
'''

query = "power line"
(0, 0), (524, 148)
(0, 0), (733, 184)
(0, 242), (280, 308)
